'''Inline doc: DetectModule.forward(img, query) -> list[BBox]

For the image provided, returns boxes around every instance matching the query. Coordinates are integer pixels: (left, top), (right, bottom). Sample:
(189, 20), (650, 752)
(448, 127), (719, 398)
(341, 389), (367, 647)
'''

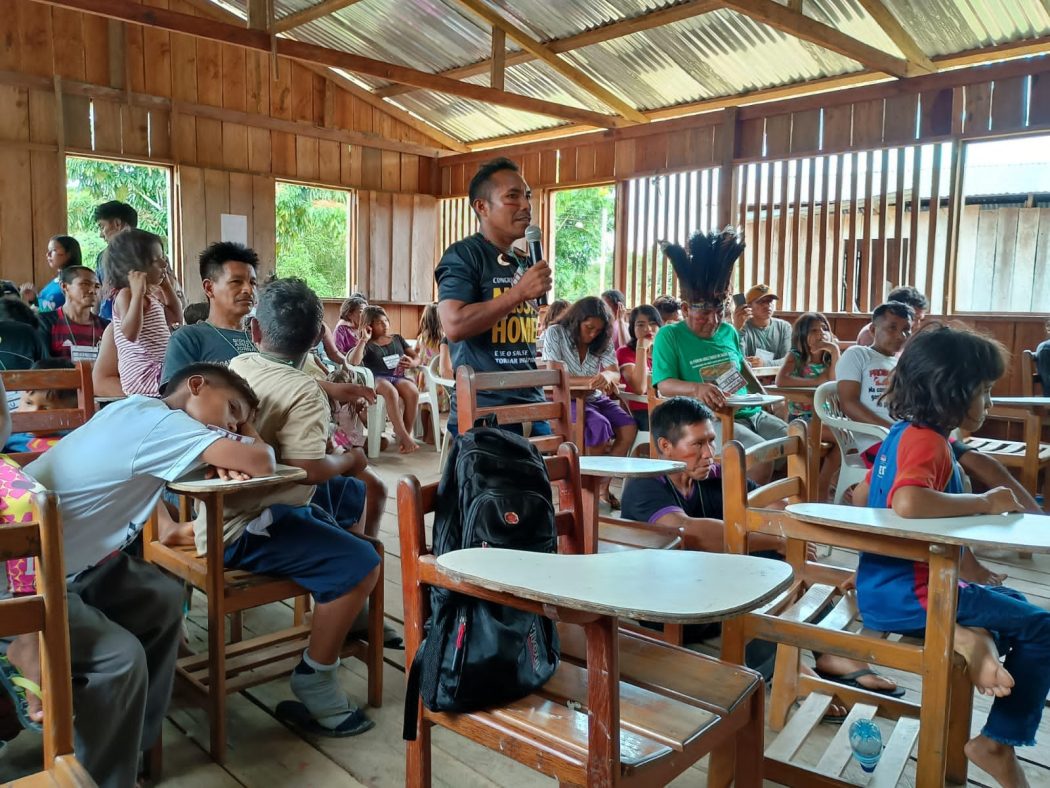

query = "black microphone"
(524, 225), (548, 306)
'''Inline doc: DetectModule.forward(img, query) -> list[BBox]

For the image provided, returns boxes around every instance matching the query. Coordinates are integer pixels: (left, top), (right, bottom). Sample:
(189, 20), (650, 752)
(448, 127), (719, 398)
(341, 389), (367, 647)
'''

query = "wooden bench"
(142, 466), (384, 763)
(1, 486), (95, 787)
(398, 443), (774, 787)
(720, 422), (975, 787)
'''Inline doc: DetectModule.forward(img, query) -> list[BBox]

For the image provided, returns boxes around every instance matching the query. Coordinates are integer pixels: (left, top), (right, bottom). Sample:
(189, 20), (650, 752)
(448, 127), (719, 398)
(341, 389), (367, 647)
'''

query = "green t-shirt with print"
(651, 320), (759, 418)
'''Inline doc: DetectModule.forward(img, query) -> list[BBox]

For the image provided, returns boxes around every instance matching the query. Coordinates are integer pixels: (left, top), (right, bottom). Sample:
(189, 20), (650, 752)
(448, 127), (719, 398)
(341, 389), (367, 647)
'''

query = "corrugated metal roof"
(206, 0), (1050, 145)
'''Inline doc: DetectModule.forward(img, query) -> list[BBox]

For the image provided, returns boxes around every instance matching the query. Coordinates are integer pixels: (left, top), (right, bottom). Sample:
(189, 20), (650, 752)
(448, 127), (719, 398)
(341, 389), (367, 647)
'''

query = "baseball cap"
(745, 284), (779, 305)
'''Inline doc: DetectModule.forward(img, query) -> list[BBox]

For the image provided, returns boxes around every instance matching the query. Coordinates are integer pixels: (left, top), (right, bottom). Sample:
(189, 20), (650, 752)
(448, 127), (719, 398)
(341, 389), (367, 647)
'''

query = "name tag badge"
(69, 344), (99, 363)
(383, 354), (400, 370)
(207, 425), (257, 445)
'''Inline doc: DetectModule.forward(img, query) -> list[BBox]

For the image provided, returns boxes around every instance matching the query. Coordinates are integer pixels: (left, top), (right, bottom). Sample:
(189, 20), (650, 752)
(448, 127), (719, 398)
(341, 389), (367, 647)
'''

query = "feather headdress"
(661, 227), (745, 310)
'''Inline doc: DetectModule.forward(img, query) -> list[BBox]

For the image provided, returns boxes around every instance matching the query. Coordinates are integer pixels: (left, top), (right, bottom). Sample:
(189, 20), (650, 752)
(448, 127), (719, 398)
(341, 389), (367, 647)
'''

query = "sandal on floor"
(814, 668), (906, 698)
(275, 700), (375, 738)
(0, 655), (42, 733)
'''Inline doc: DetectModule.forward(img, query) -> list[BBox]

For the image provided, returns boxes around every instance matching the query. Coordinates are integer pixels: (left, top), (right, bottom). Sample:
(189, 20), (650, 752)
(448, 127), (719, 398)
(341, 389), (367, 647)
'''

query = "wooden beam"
(448, 0), (648, 123)
(271, 0), (364, 34)
(246, 0), (269, 30)
(462, 37), (1050, 151)
(176, 0), (469, 152)
(718, 0), (912, 78)
(854, 0), (936, 74)
(376, 0), (720, 99)
(35, 0), (627, 130)
(490, 27), (505, 91)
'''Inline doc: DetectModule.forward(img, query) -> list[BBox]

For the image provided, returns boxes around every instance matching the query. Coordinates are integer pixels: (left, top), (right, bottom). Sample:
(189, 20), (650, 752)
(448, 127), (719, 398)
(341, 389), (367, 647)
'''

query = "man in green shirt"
(652, 299), (786, 482)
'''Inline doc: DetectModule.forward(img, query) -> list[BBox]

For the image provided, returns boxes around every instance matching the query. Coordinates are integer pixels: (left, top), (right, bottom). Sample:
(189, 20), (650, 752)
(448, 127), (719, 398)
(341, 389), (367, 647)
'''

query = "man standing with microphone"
(436, 157), (553, 437)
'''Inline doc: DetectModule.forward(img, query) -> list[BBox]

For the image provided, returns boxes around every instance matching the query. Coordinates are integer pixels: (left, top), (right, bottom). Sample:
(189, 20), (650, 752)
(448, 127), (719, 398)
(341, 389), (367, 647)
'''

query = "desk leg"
(808, 411), (822, 502)
(916, 545), (961, 788)
(718, 411), (735, 449)
(585, 615), (620, 786)
(204, 492), (228, 764)
(581, 476), (601, 555)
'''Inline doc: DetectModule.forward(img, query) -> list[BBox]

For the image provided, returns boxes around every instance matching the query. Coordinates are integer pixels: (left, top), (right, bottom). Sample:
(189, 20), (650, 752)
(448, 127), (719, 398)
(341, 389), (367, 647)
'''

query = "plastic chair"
(813, 380), (889, 503)
(344, 354), (386, 459)
(618, 391), (650, 457)
(415, 355), (442, 452)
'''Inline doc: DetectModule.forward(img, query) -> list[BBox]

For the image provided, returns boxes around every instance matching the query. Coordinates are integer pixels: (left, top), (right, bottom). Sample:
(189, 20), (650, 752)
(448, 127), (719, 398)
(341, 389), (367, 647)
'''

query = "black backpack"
(403, 417), (560, 740)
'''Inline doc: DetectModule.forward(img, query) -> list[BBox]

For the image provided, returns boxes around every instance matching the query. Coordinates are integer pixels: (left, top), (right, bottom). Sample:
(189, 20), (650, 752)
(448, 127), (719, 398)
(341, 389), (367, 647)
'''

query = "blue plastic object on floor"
(849, 718), (883, 773)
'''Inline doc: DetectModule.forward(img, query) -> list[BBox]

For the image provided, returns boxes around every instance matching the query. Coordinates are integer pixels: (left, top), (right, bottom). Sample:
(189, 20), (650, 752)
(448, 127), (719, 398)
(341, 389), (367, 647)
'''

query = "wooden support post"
(490, 27), (505, 91)
(942, 86), (967, 314)
(107, 19), (126, 90)
(53, 76), (67, 231)
(717, 107), (738, 230)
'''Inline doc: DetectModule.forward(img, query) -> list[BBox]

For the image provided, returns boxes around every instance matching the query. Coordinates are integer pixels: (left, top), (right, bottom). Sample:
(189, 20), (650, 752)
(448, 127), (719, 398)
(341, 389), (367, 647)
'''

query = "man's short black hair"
(198, 241), (259, 284)
(468, 157), (520, 210)
(161, 361), (259, 412)
(92, 200), (138, 228)
(651, 397), (714, 447)
(255, 277), (323, 356)
(59, 265), (96, 286)
(886, 286), (928, 312)
(872, 301), (915, 324)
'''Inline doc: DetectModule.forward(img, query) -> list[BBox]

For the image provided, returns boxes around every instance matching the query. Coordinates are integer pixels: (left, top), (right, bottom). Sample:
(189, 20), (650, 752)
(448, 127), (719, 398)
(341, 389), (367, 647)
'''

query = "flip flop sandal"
(0, 655), (43, 733)
(274, 700), (375, 738)
(815, 668), (906, 698)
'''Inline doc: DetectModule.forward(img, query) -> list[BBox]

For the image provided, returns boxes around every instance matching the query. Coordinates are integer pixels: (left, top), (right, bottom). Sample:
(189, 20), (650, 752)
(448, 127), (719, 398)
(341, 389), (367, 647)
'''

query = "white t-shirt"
(834, 345), (897, 452)
(24, 396), (221, 578)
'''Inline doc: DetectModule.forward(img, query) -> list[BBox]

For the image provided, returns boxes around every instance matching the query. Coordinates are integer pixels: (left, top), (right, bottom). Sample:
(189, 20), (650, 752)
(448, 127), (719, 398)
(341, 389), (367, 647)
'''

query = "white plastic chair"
(618, 391), (650, 457)
(415, 356), (442, 452)
(429, 358), (457, 470)
(345, 355), (386, 459)
(814, 380), (890, 503)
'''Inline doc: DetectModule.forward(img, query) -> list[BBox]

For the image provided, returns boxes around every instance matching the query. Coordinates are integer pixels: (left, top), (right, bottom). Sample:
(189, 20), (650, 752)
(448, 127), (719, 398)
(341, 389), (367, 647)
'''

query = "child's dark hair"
(601, 289), (627, 312)
(49, 235), (82, 268)
(790, 312), (831, 368)
(199, 241), (258, 284)
(29, 358), (77, 403)
(59, 265), (97, 287)
(653, 295), (680, 320)
(339, 295), (367, 321)
(543, 299), (569, 330)
(362, 305), (388, 328)
(559, 296), (612, 355)
(161, 362), (260, 412)
(255, 278), (323, 356)
(883, 323), (1008, 433)
(0, 296), (39, 329)
(417, 303), (443, 351)
(103, 229), (164, 290)
(651, 396), (714, 447)
(93, 200), (138, 227)
(886, 286), (928, 313)
(627, 305), (662, 350)
(183, 302), (210, 324)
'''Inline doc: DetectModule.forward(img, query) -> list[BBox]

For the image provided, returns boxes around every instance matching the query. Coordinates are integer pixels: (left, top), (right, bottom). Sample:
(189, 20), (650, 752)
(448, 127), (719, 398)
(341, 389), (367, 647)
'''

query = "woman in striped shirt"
(107, 230), (182, 396)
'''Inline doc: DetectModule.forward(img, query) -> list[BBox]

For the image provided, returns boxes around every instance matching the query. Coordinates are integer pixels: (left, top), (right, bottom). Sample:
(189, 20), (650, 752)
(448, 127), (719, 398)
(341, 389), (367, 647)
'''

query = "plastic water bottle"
(849, 719), (883, 773)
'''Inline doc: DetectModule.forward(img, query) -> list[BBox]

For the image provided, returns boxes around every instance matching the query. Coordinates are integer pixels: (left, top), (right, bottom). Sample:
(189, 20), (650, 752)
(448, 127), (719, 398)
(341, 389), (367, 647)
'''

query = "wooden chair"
(1, 486), (95, 786)
(1022, 348), (1041, 398)
(398, 443), (767, 787)
(1, 361), (96, 465)
(720, 421), (974, 787)
(142, 475), (384, 763)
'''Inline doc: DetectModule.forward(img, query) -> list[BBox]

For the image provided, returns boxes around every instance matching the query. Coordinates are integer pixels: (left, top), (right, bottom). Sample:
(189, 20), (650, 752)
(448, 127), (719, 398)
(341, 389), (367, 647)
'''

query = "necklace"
(61, 307), (97, 346)
(206, 321), (255, 354)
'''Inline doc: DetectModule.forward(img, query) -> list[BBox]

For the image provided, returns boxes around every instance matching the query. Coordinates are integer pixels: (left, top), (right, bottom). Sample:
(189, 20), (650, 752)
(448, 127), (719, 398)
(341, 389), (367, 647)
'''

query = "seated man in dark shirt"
(621, 397), (903, 697)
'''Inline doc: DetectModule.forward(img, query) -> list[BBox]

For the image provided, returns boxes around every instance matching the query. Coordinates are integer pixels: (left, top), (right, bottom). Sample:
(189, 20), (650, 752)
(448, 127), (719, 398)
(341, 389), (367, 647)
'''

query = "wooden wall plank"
(318, 139), (340, 182)
(852, 99), (884, 150)
(963, 81), (992, 135)
(29, 151), (62, 285)
(823, 105), (853, 152)
(170, 31), (198, 103)
(222, 45), (247, 114)
(883, 94), (918, 145)
(247, 126), (271, 173)
(920, 88), (953, 137)
(390, 193), (413, 302)
(194, 116), (223, 168)
(369, 191), (393, 301)
(271, 130), (296, 177)
(765, 114), (791, 159)
(19, 2), (54, 78)
(296, 134), (320, 182)
(121, 104), (150, 157)
(92, 98), (121, 154)
(252, 174), (276, 280)
(1030, 72), (1050, 127)
(0, 150), (34, 285)
(150, 108), (172, 159)
(50, 8), (86, 82)
(177, 166), (206, 301)
(222, 121), (249, 172)
(195, 39), (222, 107)
(790, 109), (821, 155)
(737, 117), (764, 160)
(28, 90), (56, 146)
(362, 147), (383, 191)
(228, 171), (254, 250)
(141, 0), (172, 99)
(81, 13), (109, 87)
(0, 86), (30, 142)
(990, 76), (1026, 132)
(0, 1), (22, 73)
(410, 194), (437, 303)
(381, 149), (400, 191)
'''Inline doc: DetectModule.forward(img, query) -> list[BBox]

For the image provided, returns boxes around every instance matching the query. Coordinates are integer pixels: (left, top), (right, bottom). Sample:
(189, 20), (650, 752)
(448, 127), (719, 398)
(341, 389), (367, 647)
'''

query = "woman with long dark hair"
(543, 296), (637, 507)
(616, 305), (662, 431)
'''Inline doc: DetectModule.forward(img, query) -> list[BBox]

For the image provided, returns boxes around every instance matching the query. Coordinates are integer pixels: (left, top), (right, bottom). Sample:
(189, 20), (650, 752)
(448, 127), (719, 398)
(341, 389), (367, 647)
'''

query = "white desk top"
(787, 502), (1050, 553)
(751, 366), (780, 378)
(578, 456), (685, 478)
(992, 396), (1050, 408)
(436, 548), (793, 624)
(168, 464), (306, 494)
(725, 394), (783, 408)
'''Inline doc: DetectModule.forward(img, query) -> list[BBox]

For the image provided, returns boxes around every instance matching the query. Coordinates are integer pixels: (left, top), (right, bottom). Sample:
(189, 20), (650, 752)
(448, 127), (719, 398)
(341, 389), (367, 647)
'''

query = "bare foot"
(7, 634), (42, 725)
(799, 664), (848, 719)
(962, 549), (1007, 586)
(965, 735), (1029, 788)
(398, 438), (419, 454)
(954, 626), (1014, 698)
(814, 653), (899, 694)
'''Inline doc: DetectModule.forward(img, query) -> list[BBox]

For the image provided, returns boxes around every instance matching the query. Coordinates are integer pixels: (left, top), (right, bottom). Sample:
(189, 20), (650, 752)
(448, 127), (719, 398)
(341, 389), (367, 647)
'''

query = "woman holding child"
(543, 296), (638, 508)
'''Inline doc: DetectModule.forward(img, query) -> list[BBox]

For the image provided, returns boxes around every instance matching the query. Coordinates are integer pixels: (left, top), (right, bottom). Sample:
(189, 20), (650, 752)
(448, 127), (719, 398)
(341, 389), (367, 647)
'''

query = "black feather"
(662, 227), (745, 304)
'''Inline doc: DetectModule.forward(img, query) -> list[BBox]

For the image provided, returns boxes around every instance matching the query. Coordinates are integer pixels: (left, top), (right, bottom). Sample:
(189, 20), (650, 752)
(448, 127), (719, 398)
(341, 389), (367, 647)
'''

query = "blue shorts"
(223, 476), (378, 604)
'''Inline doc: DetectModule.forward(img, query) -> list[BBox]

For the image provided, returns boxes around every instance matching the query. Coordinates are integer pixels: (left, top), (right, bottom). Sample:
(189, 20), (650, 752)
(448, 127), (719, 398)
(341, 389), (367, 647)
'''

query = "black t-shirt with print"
(435, 232), (542, 422)
(361, 334), (410, 377)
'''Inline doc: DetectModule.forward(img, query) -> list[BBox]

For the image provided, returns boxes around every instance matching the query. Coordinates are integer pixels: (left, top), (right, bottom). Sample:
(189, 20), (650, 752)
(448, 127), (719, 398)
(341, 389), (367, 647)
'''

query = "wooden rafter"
(376, 0), (720, 99)
(271, 0), (365, 34)
(854, 0), (937, 74)
(460, 37), (1050, 151)
(180, 0), (469, 151)
(490, 27), (506, 91)
(35, 0), (629, 130)
(245, 0), (270, 30)
(718, 0), (912, 78)
(449, 0), (648, 123)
